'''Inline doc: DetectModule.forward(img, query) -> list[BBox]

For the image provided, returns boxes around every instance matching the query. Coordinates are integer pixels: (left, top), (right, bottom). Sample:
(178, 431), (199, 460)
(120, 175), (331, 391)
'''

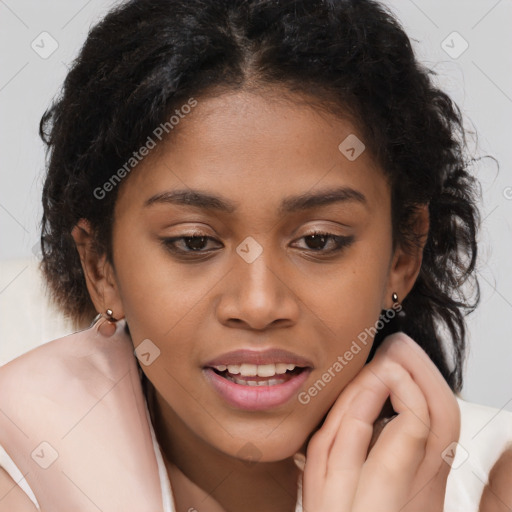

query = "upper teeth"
(213, 363), (297, 377)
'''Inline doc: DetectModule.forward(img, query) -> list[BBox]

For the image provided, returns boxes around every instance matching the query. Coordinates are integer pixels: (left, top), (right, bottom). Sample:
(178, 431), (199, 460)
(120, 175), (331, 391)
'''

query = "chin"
(210, 429), (309, 464)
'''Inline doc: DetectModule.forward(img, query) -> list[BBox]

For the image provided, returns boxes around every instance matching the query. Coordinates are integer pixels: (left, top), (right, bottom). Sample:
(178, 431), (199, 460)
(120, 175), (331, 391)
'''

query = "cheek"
(300, 237), (391, 396)
(306, 247), (390, 338)
(113, 244), (215, 422)
(113, 225), (219, 340)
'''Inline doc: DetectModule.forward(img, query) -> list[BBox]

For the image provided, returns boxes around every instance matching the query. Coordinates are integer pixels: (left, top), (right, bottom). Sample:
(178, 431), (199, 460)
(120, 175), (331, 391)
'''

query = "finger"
(303, 345), (405, 501)
(375, 333), (460, 490)
(319, 331), (457, 449)
(310, 332), (422, 448)
(311, 353), (391, 443)
(303, 369), (380, 473)
(303, 386), (384, 486)
(327, 387), (390, 510)
(303, 386), (388, 512)
(311, 351), (429, 512)
(364, 359), (430, 474)
(350, 360), (430, 512)
(376, 332), (458, 432)
(327, 387), (389, 472)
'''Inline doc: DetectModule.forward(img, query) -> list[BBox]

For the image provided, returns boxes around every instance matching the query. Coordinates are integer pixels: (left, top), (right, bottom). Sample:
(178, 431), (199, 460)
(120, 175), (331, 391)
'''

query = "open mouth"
(210, 364), (306, 386)
(203, 358), (312, 410)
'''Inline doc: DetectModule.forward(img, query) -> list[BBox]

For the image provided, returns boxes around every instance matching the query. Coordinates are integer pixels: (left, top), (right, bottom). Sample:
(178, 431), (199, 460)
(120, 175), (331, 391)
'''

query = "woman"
(0, 0), (511, 510)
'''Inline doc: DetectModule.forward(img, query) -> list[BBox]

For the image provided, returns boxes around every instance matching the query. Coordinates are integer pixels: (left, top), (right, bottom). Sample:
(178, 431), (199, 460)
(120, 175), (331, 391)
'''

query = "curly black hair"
(38, 0), (481, 393)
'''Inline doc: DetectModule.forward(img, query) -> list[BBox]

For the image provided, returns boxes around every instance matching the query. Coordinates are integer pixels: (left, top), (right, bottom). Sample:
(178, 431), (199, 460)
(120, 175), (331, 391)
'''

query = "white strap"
(143, 398), (176, 512)
(0, 443), (40, 510)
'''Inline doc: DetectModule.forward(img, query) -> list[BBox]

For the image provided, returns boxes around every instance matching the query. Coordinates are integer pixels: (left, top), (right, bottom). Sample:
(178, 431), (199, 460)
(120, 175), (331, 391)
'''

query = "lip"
(203, 366), (312, 411)
(204, 348), (314, 368)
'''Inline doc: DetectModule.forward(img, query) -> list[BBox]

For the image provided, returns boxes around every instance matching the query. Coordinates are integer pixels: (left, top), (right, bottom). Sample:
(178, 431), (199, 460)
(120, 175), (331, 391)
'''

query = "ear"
(71, 218), (125, 320)
(385, 204), (429, 308)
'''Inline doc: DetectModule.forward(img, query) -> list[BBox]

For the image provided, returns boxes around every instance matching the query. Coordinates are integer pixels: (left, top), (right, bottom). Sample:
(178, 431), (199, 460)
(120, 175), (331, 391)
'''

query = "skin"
(0, 468), (38, 512)
(478, 447), (512, 512)
(60, 88), (459, 511)
(0, 91), (508, 511)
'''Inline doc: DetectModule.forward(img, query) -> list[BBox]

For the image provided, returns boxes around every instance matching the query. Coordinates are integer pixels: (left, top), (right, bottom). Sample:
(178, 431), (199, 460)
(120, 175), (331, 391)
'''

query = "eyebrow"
(144, 186), (367, 214)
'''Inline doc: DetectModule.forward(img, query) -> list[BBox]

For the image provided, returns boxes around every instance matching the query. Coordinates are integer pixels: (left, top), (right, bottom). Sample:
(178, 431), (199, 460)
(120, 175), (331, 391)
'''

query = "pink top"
(0, 318), (510, 511)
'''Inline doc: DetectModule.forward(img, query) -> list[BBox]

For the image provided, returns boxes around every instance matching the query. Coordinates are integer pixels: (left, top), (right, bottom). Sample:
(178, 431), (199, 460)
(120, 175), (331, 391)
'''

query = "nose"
(216, 245), (300, 331)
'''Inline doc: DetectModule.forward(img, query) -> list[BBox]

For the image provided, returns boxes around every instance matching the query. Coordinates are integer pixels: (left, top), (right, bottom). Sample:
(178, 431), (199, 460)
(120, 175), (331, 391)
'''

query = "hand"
(302, 332), (461, 512)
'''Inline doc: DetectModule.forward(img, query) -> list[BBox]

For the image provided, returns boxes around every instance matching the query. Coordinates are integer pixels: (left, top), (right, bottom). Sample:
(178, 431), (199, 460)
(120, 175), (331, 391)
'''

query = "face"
(87, 89), (417, 463)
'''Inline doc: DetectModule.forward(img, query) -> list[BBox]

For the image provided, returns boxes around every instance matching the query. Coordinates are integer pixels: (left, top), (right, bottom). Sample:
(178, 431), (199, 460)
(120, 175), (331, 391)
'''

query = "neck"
(146, 380), (301, 512)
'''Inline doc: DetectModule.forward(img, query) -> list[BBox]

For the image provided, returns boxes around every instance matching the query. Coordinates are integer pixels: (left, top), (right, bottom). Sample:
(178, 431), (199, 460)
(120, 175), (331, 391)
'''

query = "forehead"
(114, 89), (389, 219)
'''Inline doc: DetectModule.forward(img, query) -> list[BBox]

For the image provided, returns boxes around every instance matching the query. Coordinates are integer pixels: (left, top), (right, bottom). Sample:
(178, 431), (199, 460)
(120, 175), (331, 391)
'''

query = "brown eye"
(180, 235), (209, 251)
(294, 231), (354, 253)
(161, 234), (222, 254)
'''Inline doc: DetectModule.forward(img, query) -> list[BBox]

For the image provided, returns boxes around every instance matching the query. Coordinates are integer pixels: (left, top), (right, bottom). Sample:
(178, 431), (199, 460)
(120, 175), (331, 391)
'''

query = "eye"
(160, 230), (354, 258)
(292, 231), (354, 254)
(160, 233), (221, 255)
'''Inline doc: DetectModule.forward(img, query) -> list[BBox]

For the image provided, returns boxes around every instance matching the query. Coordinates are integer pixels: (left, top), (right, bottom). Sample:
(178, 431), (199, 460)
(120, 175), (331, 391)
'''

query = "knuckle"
(306, 429), (329, 454)
(407, 417), (431, 443)
(372, 360), (406, 387)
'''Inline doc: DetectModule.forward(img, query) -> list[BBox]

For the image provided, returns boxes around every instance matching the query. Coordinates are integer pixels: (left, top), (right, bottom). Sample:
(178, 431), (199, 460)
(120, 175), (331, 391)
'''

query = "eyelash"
(160, 230), (354, 258)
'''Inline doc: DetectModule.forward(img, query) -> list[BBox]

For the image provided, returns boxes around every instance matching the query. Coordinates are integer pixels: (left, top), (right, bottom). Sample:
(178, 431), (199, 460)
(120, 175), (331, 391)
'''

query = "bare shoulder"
(0, 466), (38, 511)
(479, 445), (512, 512)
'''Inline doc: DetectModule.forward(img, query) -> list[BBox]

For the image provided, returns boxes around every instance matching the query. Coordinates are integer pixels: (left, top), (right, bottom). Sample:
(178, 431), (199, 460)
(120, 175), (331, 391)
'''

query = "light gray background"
(1, 1), (511, 410)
